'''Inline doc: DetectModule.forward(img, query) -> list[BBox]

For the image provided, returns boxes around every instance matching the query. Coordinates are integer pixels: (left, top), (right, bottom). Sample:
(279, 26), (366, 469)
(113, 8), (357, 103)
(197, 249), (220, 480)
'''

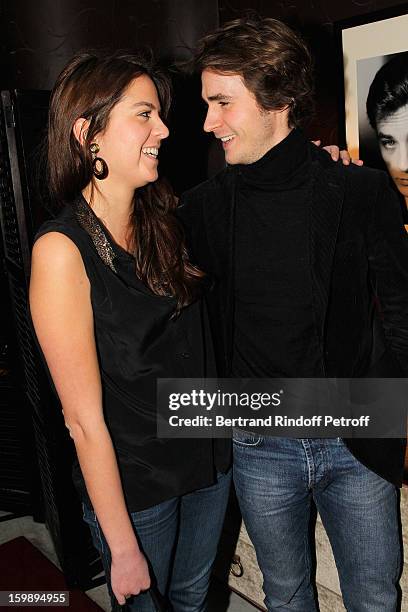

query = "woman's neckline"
(79, 194), (134, 260)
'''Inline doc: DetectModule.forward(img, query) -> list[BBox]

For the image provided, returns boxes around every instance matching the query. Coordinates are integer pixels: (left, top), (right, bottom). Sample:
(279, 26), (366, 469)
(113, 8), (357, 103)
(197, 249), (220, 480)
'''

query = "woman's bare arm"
(29, 232), (150, 604)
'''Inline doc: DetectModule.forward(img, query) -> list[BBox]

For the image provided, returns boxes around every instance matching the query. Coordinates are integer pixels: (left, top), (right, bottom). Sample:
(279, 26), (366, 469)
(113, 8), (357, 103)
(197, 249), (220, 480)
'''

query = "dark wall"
(3, 0), (219, 90)
(2, 0), (219, 192)
(219, 0), (408, 144)
(2, 0), (408, 179)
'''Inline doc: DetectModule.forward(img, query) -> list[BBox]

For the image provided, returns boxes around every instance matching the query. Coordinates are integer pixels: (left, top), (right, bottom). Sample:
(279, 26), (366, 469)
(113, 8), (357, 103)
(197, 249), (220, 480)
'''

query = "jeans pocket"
(232, 429), (262, 447)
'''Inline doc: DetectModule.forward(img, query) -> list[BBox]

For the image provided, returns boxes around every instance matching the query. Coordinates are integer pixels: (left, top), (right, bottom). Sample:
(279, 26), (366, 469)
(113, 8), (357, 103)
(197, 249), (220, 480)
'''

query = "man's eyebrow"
(378, 131), (393, 139)
(205, 94), (233, 102)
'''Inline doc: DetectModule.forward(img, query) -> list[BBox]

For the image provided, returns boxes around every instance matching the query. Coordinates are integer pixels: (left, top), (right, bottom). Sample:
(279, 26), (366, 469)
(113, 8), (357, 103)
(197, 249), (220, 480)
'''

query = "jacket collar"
(309, 149), (345, 341)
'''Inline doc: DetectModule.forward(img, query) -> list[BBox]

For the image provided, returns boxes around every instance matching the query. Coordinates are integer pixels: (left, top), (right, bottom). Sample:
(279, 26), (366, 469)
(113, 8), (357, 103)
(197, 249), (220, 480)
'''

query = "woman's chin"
(133, 171), (159, 189)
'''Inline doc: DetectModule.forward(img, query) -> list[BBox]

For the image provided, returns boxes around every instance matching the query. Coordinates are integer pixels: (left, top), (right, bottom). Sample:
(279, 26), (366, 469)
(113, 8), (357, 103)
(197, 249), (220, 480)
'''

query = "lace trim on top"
(75, 197), (117, 273)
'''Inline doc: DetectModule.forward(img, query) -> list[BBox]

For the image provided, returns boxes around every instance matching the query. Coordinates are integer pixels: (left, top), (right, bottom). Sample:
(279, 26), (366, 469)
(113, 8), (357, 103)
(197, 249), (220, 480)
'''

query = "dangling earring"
(90, 142), (108, 180)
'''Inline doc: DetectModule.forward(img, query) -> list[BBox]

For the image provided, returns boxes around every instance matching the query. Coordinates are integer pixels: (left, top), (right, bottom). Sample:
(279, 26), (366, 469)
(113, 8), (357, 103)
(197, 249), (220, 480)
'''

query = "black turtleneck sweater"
(232, 128), (322, 377)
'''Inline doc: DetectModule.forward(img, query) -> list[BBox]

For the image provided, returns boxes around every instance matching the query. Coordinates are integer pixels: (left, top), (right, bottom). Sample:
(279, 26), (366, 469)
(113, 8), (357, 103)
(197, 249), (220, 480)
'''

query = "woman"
(366, 52), (408, 228)
(29, 51), (231, 612)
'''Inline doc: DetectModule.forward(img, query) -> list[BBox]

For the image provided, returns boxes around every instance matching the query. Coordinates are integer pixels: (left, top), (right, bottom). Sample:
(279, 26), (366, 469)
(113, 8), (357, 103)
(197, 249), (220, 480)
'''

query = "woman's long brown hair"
(47, 50), (204, 312)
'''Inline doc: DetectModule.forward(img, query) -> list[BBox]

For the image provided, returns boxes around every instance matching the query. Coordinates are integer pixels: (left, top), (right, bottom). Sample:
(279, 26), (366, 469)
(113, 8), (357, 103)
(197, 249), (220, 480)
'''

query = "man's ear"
(73, 118), (90, 145)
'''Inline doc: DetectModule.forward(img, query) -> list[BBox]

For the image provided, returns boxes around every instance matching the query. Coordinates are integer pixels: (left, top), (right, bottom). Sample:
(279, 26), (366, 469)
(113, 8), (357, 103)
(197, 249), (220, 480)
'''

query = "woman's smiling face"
(94, 74), (169, 190)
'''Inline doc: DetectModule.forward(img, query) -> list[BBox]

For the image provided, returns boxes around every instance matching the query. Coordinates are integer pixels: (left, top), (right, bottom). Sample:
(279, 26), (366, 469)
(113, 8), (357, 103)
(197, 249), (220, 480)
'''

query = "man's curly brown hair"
(194, 14), (315, 128)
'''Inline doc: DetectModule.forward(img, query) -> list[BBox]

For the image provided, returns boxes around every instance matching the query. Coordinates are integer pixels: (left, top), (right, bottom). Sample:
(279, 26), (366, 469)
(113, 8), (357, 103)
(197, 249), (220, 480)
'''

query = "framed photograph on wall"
(336, 4), (408, 228)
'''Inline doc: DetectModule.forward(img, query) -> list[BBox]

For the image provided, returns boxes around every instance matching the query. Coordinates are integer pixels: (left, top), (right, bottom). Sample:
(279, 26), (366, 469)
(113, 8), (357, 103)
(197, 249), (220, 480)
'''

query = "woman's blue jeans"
(233, 434), (401, 612)
(83, 470), (231, 612)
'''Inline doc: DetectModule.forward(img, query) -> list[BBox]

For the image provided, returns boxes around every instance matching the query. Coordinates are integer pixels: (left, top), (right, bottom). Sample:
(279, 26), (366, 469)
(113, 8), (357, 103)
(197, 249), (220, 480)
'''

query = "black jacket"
(179, 144), (408, 486)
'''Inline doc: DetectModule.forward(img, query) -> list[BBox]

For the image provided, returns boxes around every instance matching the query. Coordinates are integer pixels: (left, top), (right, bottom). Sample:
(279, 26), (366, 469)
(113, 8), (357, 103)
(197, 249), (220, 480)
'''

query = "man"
(179, 15), (408, 612)
(366, 51), (408, 229)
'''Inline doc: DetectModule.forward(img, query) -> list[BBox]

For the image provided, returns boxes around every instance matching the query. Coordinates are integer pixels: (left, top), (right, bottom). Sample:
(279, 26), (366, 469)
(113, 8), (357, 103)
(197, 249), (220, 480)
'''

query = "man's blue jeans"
(233, 434), (401, 612)
(83, 470), (231, 612)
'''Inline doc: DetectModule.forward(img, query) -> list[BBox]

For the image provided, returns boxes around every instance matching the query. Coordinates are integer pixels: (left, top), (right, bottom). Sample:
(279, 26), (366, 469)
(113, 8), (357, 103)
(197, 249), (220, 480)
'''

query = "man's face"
(377, 104), (408, 200)
(201, 69), (290, 165)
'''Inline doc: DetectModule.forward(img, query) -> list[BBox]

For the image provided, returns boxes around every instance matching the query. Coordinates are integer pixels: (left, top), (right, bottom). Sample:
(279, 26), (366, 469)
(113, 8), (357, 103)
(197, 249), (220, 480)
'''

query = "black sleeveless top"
(35, 196), (217, 512)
